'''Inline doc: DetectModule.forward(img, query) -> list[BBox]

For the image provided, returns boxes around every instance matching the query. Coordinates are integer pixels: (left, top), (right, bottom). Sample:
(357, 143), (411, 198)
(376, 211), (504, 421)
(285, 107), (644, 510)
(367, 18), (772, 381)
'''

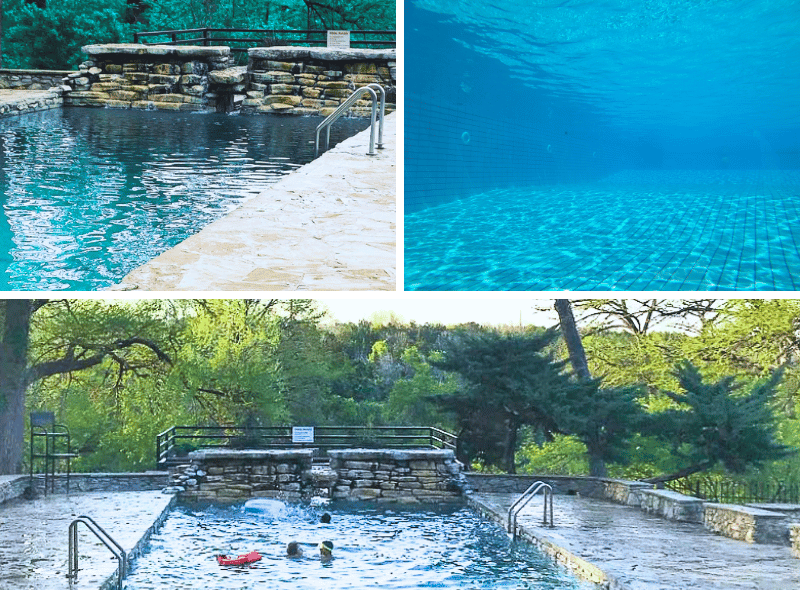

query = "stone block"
(182, 61), (209, 75)
(265, 60), (298, 72)
(295, 76), (317, 87)
(105, 64), (123, 74)
(252, 71), (295, 84)
(352, 488), (381, 500)
(149, 74), (180, 86)
(324, 89), (352, 99)
(263, 94), (302, 107)
(270, 84), (296, 95)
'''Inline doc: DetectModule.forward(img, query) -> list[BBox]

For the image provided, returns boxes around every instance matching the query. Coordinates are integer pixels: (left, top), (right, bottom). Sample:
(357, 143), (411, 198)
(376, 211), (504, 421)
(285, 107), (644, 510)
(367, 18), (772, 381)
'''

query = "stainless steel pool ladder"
(507, 481), (554, 540)
(68, 515), (128, 590)
(315, 83), (385, 156)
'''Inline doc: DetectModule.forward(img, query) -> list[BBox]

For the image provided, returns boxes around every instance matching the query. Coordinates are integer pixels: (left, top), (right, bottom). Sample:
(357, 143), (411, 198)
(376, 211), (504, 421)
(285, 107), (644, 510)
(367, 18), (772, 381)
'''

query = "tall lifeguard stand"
(29, 411), (78, 495)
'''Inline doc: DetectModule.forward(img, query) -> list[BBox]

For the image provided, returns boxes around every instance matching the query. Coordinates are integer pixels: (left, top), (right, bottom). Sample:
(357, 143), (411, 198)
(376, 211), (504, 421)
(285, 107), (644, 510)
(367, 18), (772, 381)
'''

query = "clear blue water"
(0, 108), (367, 291)
(123, 501), (586, 589)
(404, 0), (800, 290)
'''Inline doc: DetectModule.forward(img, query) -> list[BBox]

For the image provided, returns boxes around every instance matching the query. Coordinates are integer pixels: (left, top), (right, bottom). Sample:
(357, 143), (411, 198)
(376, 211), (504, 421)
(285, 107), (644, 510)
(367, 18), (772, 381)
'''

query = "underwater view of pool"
(123, 500), (585, 589)
(0, 108), (367, 290)
(404, 0), (800, 291)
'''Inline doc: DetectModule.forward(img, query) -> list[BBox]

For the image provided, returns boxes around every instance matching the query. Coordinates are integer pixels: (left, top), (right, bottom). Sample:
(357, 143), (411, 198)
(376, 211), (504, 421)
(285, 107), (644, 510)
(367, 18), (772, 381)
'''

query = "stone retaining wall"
(704, 503), (791, 545)
(171, 448), (315, 502)
(67, 44), (232, 112)
(0, 69), (71, 90)
(0, 472), (168, 503)
(0, 90), (63, 118)
(64, 44), (396, 116)
(329, 449), (465, 503)
(243, 47), (395, 117)
(638, 489), (704, 523)
(464, 473), (650, 505)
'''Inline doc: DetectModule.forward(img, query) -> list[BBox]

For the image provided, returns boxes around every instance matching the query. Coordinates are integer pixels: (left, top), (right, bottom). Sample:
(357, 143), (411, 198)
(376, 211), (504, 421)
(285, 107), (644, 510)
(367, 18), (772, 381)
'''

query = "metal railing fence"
(156, 425), (457, 469)
(664, 474), (800, 504)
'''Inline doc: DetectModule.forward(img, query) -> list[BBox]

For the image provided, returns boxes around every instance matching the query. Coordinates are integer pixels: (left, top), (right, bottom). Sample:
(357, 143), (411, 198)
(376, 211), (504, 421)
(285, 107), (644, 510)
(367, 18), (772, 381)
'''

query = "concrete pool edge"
(100, 493), (177, 590)
(111, 111), (396, 291)
(465, 493), (612, 589)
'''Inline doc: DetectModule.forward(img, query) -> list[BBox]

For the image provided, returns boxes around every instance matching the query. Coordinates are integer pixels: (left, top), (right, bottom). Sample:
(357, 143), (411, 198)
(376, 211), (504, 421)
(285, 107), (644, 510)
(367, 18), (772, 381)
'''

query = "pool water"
(123, 501), (585, 589)
(404, 0), (800, 291)
(0, 108), (367, 290)
(406, 170), (800, 290)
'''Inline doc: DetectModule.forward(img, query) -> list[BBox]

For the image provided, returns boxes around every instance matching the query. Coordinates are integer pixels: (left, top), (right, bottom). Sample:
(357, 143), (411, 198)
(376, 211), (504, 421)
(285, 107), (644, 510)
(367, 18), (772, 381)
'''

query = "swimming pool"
(404, 0), (800, 291)
(123, 500), (586, 589)
(0, 108), (367, 290)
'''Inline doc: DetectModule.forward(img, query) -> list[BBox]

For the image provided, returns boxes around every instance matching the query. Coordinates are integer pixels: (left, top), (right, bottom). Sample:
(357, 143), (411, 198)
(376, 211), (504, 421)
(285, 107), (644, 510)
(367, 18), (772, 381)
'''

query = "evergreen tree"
(426, 328), (593, 473)
(644, 361), (792, 483)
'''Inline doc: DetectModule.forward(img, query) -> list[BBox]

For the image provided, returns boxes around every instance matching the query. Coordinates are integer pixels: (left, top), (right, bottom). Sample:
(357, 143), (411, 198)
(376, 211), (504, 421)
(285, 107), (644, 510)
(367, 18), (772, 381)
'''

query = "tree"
(643, 361), (792, 484)
(0, 299), (174, 474)
(426, 328), (589, 473)
(554, 299), (591, 380)
(570, 299), (719, 336)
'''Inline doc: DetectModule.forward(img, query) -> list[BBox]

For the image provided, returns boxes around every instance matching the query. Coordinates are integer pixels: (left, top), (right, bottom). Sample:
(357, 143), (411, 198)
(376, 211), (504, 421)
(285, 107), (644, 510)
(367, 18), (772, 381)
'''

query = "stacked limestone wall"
(171, 449), (314, 502)
(0, 472), (168, 503)
(0, 69), (71, 90)
(329, 449), (464, 503)
(704, 503), (791, 545)
(243, 47), (396, 116)
(66, 44), (231, 112)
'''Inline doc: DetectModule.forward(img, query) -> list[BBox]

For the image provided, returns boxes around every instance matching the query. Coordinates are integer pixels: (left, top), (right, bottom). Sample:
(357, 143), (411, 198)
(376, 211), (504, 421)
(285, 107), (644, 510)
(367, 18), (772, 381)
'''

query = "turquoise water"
(123, 501), (586, 589)
(0, 108), (367, 291)
(405, 0), (800, 290)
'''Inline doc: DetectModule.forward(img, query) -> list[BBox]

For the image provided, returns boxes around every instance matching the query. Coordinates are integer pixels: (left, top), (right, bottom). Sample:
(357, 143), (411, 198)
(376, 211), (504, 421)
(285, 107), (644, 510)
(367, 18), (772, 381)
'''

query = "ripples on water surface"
(0, 108), (367, 290)
(123, 502), (584, 589)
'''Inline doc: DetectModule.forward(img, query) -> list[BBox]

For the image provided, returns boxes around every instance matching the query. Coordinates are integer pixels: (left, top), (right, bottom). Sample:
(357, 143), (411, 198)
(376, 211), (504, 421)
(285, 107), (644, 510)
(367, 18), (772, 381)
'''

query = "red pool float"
(216, 551), (262, 566)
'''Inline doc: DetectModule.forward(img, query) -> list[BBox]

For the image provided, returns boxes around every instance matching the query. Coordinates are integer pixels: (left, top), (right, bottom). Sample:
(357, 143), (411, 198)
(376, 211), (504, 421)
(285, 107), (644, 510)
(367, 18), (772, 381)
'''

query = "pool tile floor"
(405, 170), (800, 291)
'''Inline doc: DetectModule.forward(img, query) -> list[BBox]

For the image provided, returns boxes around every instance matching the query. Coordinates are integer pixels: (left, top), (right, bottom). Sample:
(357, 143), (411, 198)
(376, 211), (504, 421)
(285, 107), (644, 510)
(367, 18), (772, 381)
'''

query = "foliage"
(1, 0), (395, 69)
(3, 0), (134, 69)
(644, 361), (792, 482)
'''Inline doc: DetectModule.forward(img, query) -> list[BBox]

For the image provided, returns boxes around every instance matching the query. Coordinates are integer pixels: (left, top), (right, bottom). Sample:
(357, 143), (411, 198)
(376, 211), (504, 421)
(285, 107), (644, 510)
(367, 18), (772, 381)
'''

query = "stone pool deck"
(0, 489), (174, 590)
(113, 111), (396, 291)
(469, 492), (800, 590)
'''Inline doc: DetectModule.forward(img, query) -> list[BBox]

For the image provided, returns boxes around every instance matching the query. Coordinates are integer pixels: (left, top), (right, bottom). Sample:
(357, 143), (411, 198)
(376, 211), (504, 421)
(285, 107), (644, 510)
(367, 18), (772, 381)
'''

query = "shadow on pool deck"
(111, 111), (396, 292)
(469, 492), (800, 590)
(0, 490), (173, 590)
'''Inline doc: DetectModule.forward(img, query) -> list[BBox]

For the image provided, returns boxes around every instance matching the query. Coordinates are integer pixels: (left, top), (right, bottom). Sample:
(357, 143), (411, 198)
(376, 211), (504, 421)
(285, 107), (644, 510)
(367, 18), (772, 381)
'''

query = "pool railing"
(156, 425), (458, 469)
(132, 28), (397, 53)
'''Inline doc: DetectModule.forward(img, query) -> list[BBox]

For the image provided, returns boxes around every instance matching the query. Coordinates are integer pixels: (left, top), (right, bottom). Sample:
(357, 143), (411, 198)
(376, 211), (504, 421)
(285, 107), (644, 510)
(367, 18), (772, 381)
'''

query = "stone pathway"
(113, 111), (396, 291)
(470, 493), (800, 590)
(0, 491), (173, 590)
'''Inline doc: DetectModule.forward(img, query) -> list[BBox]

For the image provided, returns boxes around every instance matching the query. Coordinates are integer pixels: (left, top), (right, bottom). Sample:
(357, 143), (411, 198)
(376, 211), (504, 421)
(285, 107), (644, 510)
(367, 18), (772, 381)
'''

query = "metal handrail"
(156, 425), (457, 468)
(315, 84), (385, 156)
(133, 28), (397, 49)
(507, 481), (554, 540)
(68, 515), (127, 589)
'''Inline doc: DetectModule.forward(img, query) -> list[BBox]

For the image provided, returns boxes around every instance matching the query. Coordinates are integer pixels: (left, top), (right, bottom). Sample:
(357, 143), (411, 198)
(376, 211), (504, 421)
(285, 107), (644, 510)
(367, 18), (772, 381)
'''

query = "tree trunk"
(0, 300), (32, 474)
(641, 461), (714, 485)
(503, 416), (518, 474)
(554, 299), (591, 380)
(554, 299), (607, 476)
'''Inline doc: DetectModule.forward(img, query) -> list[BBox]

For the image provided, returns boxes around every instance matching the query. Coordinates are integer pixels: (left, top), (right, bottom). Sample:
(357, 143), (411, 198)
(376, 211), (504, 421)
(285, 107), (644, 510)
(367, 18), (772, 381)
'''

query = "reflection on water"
(0, 108), (368, 290)
(123, 501), (586, 590)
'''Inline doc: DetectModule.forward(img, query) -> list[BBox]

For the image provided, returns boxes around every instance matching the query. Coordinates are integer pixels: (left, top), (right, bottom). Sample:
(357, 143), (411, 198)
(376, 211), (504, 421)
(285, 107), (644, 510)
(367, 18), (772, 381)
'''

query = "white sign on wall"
(292, 426), (315, 443)
(327, 30), (351, 49)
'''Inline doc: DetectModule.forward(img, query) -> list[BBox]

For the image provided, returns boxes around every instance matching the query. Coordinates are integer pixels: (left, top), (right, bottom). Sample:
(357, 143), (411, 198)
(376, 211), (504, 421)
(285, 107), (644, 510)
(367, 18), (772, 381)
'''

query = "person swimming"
(320, 512), (331, 524)
(319, 540), (334, 562)
(286, 541), (303, 558)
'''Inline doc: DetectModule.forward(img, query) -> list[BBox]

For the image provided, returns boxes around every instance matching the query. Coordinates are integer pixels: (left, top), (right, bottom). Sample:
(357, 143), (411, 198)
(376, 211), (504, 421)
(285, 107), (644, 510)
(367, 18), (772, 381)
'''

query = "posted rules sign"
(292, 426), (315, 443)
(327, 30), (350, 49)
